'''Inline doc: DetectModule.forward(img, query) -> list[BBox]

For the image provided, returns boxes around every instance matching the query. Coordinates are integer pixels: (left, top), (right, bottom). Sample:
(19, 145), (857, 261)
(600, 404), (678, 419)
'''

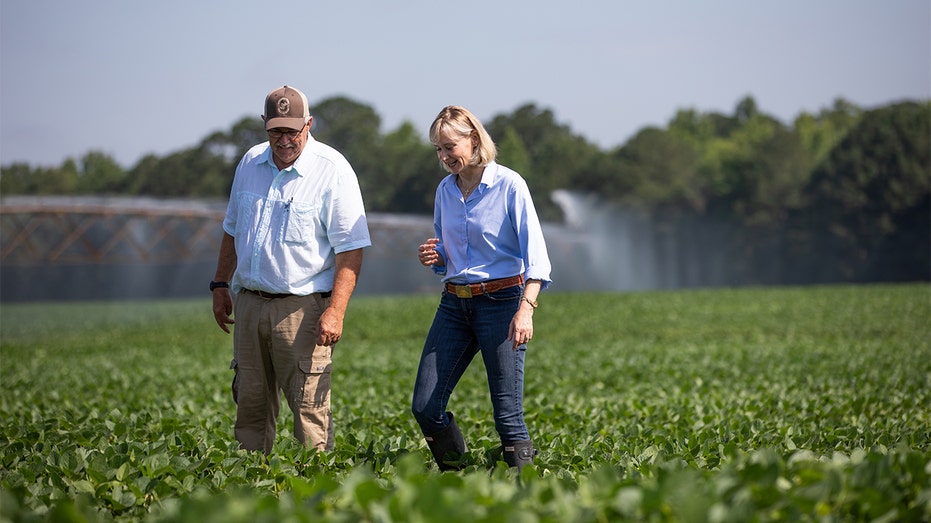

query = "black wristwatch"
(209, 281), (229, 291)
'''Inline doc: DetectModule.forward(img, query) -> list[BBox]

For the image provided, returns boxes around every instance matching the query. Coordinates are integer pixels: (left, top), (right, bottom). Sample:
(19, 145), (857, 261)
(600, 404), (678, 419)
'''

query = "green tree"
(613, 127), (704, 211)
(368, 122), (438, 214)
(495, 126), (532, 178)
(0, 163), (34, 194)
(669, 109), (738, 207)
(800, 101), (930, 281)
(311, 96), (382, 150)
(487, 103), (601, 219)
(3, 160), (82, 195)
(310, 97), (382, 190)
(34, 159), (81, 195)
(668, 108), (717, 146)
(793, 98), (861, 167)
(730, 121), (812, 227)
(227, 116), (268, 156)
(687, 97), (816, 228)
(735, 95), (759, 122)
(77, 151), (126, 194)
(127, 147), (231, 197)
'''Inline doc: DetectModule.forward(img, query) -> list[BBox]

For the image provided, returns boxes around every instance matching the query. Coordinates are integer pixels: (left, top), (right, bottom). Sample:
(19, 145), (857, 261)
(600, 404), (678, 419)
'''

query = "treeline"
(2, 96), (929, 283)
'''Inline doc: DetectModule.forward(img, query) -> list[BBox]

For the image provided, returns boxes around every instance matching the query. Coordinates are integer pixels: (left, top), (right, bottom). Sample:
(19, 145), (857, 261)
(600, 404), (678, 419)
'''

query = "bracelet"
(209, 281), (229, 291)
(522, 296), (538, 309)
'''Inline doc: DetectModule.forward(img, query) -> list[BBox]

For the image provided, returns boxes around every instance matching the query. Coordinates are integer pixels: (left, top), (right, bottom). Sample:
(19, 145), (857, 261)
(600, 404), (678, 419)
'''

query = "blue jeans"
(411, 284), (530, 442)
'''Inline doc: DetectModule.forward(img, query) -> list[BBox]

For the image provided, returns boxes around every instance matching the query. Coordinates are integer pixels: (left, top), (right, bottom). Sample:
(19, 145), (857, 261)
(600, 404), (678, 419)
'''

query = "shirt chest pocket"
(282, 201), (317, 244)
(236, 193), (260, 236)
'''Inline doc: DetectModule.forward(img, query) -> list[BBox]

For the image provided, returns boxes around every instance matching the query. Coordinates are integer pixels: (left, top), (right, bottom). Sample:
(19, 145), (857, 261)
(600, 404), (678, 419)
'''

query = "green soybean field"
(1, 284), (929, 522)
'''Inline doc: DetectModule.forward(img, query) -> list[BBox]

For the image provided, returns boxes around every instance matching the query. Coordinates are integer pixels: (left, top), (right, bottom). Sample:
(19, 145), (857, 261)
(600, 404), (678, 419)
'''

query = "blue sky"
(1, 0), (928, 168)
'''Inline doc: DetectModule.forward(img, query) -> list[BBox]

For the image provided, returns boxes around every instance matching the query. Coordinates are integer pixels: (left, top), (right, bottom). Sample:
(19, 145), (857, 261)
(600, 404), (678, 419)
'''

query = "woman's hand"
(508, 307), (534, 349)
(417, 238), (444, 267)
(509, 279), (541, 349)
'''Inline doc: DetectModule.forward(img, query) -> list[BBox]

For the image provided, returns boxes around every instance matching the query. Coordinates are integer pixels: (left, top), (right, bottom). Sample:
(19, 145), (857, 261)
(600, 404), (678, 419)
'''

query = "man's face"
(267, 118), (311, 169)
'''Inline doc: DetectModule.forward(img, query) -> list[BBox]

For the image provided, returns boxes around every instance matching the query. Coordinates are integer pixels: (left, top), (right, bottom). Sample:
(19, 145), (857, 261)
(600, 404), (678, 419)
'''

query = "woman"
(412, 106), (552, 472)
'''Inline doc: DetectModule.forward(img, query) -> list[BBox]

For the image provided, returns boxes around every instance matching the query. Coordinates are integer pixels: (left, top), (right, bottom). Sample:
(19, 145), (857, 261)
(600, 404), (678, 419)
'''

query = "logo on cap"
(277, 97), (291, 116)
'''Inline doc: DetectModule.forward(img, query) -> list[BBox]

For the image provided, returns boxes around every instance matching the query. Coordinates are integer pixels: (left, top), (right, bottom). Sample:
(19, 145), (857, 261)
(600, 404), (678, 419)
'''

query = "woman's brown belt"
(445, 275), (524, 298)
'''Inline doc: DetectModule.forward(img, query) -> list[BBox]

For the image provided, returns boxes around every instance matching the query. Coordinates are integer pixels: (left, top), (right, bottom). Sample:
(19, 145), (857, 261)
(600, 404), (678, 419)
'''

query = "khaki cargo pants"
(230, 290), (334, 454)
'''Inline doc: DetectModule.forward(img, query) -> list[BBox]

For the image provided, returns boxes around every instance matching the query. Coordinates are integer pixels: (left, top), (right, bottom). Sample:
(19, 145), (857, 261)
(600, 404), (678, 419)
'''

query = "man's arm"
(212, 232), (237, 333)
(316, 248), (364, 346)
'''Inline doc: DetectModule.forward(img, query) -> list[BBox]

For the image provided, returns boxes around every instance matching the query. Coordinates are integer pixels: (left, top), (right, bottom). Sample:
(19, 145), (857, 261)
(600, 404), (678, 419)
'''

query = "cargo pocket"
(298, 354), (332, 409)
(229, 359), (239, 404)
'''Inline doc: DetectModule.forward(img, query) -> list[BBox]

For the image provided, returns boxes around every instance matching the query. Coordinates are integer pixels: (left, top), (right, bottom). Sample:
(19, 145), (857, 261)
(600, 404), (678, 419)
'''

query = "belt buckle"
(455, 285), (473, 298)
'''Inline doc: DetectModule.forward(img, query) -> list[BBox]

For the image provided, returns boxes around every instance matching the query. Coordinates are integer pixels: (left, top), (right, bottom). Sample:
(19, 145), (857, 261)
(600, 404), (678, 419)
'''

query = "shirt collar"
(481, 161), (499, 184)
(445, 161), (500, 196)
(261, 135), (317, 177)
(474, 161), (500, 191)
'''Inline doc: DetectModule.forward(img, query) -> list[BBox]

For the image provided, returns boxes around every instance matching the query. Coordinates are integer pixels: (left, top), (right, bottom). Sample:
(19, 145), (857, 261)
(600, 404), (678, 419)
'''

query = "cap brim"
(265, 117), (306, 131)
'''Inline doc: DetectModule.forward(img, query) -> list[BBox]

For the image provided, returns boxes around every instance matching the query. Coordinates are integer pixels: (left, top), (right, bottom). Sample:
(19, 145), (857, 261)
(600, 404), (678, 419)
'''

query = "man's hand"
(318, 248), (363, 347)
(316, 307), (343, 346)
(212, 289), (235, 333)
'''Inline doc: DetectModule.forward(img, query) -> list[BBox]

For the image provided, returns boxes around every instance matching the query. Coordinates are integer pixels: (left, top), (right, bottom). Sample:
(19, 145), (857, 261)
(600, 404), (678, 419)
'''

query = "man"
(210, 85), (370, 454)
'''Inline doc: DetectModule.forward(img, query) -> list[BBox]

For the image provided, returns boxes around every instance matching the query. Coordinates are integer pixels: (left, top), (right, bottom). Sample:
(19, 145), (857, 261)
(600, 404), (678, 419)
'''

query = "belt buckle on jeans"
(455, 285), (473, 298)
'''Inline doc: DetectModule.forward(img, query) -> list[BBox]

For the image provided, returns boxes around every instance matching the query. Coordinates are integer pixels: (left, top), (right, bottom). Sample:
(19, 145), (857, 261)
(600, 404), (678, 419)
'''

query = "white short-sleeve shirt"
(223, 136), (371, 295)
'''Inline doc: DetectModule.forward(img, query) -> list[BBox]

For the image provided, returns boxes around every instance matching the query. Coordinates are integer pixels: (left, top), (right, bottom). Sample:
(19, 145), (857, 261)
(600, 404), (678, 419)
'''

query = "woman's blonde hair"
(429, 106), (497, 167)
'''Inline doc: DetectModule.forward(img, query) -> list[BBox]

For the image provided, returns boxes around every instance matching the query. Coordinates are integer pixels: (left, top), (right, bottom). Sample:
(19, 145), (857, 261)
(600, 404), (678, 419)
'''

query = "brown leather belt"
(244, 289), (332, 299)
(445, 275), (524, 298)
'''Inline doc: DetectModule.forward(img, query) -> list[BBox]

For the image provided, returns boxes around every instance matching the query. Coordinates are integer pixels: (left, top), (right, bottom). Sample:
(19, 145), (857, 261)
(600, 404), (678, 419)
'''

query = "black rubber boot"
(502, 440), (537, 472)
(423, 412), (468, 471)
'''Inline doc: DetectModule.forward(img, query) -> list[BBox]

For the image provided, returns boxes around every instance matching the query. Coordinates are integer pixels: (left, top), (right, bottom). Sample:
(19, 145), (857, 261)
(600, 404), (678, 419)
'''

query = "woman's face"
(433, 128), (476, 174)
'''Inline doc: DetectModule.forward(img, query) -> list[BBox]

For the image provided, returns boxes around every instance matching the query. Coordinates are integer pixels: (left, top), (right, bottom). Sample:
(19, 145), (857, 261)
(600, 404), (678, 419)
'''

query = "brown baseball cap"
(264, 86), (310, 131)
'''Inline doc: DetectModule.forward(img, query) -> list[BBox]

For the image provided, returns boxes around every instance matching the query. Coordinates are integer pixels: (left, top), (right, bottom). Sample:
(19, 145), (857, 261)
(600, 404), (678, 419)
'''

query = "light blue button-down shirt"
(432, 162), (552, 290)
(223, 136), (371, 295)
